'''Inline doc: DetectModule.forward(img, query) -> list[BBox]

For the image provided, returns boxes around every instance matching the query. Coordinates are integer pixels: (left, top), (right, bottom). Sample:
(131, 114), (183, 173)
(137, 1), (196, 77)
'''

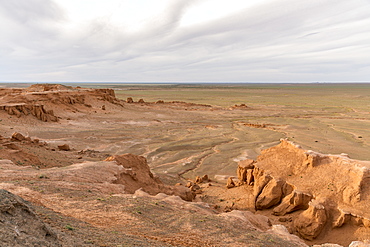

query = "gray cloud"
(0, 0), (370, 82)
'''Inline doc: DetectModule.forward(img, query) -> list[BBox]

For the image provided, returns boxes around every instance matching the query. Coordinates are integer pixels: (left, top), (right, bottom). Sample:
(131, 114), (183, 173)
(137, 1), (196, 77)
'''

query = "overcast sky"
(1, 0), (370, 83)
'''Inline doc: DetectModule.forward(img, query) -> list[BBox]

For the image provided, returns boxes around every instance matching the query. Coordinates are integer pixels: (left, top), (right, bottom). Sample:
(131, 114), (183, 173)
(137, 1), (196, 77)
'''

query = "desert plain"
(1, 82), (370, 246)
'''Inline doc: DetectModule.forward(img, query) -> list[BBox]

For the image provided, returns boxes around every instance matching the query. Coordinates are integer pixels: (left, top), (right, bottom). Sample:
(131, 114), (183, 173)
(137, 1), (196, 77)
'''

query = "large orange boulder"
(255, 179), (285, 210)
(273, 190), (313, 216)
(294, 200), (327, 240)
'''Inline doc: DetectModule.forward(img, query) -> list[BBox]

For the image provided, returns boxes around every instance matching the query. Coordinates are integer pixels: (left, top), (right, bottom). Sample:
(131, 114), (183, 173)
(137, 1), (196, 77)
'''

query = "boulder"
(186, 181), (194, 188)
(273, 190), (313, 216)
(202, 174), (209, 182)
(226, 177), (235, 189)
(11, 132), (26, 141)
(57, 144), (70, 151)
(172, 185), (196, 201)
(253, 167), (272, 199)
(237, 159), (255, 182)
(126, 97), (134, 103)
(190, 184), (201, 193)
(195, 176), (202, 184)
(333, 209), (351, 228)
(294, 200), (327, 240)
(255, 179), (285, 210)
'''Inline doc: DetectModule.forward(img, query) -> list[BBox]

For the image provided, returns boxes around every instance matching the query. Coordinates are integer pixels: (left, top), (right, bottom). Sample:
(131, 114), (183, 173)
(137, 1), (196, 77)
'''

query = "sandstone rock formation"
(255, 179), (284, 210)
(232, 139), (370, 241)
(294, 200), (327, 240)
(57, 144), (70, 151)
(273, 190), (312, 216)
(0, 84), (124, 121)
(11, 132), (26, 141)
(26, 83), (73, 92)
(105, 154), (164, 194)
(237, 158), (255, 183)
(226, 177), (235, 188)
(105, 154), (195, 201)
(0, 104), (58, 122)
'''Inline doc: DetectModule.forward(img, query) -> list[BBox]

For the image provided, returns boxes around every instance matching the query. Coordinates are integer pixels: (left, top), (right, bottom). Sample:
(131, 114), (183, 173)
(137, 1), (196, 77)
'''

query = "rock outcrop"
(232, 139), (370, 241)
(105, 154), (195, 201)
(294, 200), (327, 240)
(0, 84), (124, 121)
(226, 177), (236, 188)
(0, 189), (60, 247)
(255, 179), (284, 210)
(273, 190), (312, 216)
(105, 154), (164, 194)
(11, 132), (26, 142)
(237, 158), (255, 183)
(0, 104), (58, 122)
(57, 144), (70, 151)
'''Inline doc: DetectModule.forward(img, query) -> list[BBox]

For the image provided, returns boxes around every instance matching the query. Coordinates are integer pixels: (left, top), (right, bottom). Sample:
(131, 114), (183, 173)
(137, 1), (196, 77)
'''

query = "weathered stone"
(226, 177), (235, 189)
(256, 179), (285, 210)
(294, 200), (327, 240)
(333, 210), (351, 228)
(273, 190), (313, 216)
(246, 169), (254, 185)
(172, 185), (196, 201)
(202, 174), (209, 182)
(253, 167), (272, 199)
(186, 181), (194, 188)
(190, 184), (201, 192)
(195, 176), (202, 184)
(11, 132), (26, 141)
(237, 159), (255, 182)
(58, 144), (70, 151)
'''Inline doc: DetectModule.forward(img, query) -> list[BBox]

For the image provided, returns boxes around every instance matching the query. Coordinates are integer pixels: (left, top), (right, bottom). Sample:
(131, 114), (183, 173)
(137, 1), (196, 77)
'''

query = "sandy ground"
(1, 84), (370, 246)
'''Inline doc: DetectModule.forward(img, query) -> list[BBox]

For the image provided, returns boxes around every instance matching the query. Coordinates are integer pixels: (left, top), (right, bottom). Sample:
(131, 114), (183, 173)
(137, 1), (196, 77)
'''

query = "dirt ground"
(1, 83), (370, 246)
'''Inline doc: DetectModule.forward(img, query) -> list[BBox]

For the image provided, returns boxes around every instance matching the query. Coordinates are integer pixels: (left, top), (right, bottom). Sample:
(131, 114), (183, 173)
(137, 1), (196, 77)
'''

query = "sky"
(0, 0), (370, 83)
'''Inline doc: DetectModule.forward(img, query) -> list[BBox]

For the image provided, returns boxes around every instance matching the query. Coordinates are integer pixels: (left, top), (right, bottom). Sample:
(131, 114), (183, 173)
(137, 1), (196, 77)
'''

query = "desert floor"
(1, 82), (370, 246)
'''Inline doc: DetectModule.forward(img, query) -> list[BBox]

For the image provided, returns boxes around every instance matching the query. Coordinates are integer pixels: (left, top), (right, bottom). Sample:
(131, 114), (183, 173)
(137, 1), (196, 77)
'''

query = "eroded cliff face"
(0, 84), (122, 121)
(236, 139), (370, 241)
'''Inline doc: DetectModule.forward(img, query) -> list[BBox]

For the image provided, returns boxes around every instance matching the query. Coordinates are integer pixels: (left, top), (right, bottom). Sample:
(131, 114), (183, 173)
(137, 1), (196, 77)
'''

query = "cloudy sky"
(0, 0), (370, 83)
